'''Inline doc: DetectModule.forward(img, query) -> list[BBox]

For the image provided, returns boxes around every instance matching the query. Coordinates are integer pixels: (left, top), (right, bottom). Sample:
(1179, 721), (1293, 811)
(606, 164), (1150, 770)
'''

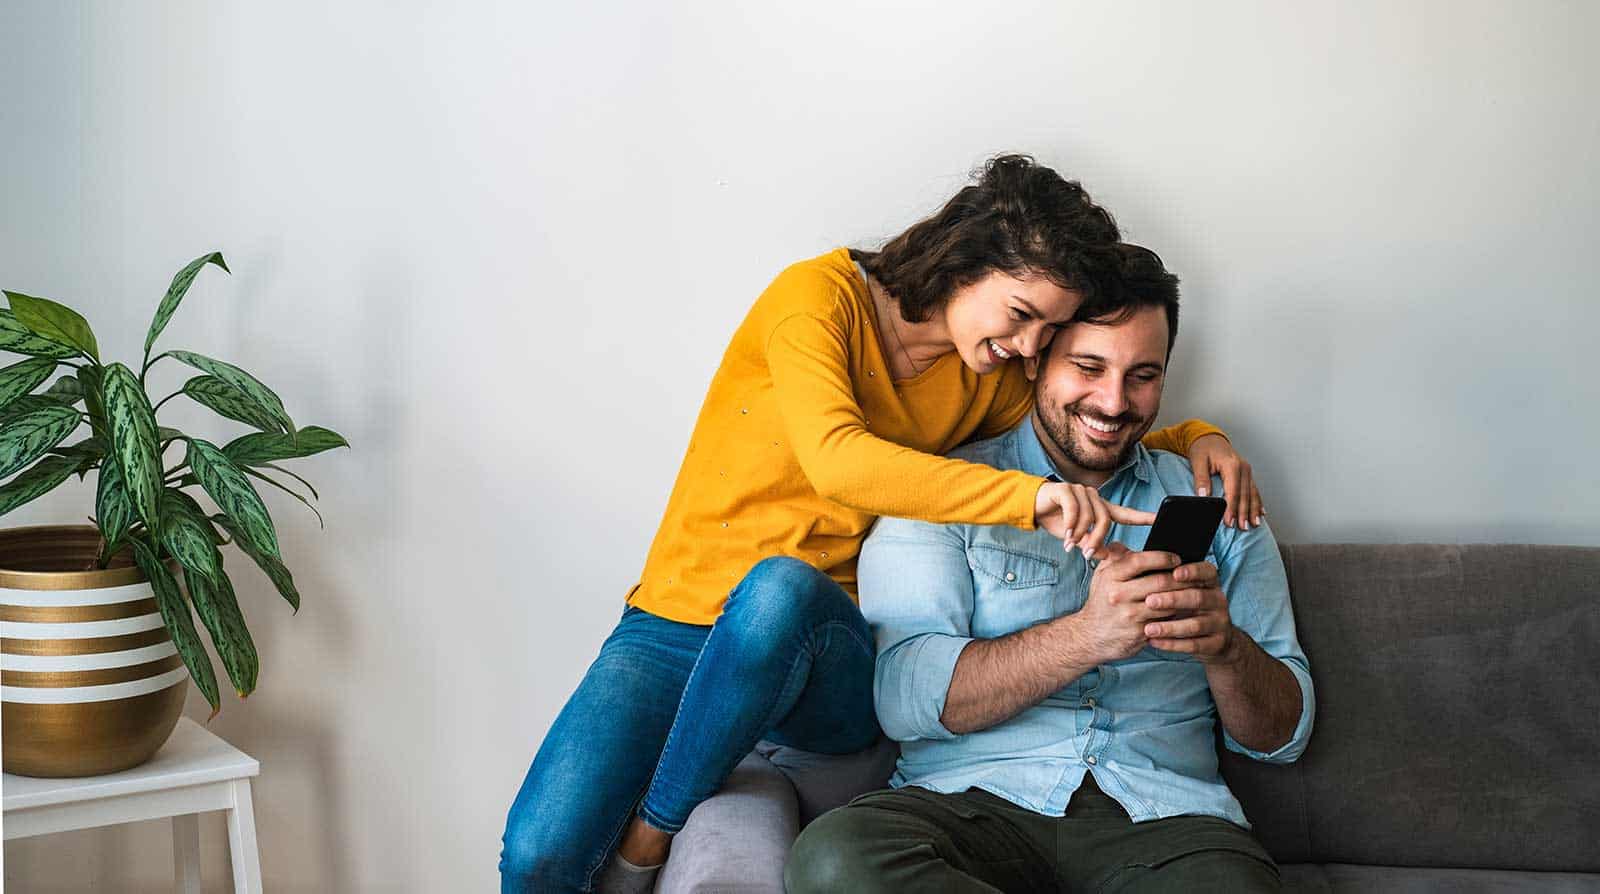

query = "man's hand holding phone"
(1142, 579), (1239, 664)
(1072, 544), (1224, 664)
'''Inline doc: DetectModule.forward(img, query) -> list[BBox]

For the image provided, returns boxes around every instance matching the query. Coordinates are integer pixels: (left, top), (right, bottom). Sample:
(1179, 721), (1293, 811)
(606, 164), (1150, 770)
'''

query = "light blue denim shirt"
(858, 419), (1315, 828)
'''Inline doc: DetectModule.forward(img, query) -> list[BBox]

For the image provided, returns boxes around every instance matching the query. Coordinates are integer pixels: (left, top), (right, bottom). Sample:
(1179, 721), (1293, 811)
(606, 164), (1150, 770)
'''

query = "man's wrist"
(1205, 624), (1250, 668)
(1047, 614), (1102, 674)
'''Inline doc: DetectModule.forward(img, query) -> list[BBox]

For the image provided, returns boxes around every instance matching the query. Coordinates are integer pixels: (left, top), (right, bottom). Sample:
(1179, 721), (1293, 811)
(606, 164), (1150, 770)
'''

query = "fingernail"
(1083, 547), (1095, 561)
(1197, 486), (1209, 496)
(1145, 624), (1160, 636)
(1254, 516), (1263, 526)
(1149, 596), (1163, 609)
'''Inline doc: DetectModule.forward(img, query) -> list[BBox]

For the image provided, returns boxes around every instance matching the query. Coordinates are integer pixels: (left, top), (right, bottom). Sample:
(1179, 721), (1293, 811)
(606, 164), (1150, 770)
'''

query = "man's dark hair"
(851, 154), (1120, 322)
(1076, 242), (1181, 357)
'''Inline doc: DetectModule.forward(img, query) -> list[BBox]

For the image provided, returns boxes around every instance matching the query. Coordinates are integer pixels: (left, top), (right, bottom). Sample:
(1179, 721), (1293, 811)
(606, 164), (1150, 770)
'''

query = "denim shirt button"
(1085, 698), (1096, 708)
(1086, 755), (1097, 765)
(1004, 571), (1016, 582)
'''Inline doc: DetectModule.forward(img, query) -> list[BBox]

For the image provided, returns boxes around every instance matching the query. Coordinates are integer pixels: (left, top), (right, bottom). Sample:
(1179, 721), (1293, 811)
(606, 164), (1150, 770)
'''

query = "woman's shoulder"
(758, 247), (869, 323)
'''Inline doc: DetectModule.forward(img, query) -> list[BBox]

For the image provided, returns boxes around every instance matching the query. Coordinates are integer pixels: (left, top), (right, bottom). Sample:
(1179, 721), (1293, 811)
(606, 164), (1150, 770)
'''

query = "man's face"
(1034, 305), (1170, 475)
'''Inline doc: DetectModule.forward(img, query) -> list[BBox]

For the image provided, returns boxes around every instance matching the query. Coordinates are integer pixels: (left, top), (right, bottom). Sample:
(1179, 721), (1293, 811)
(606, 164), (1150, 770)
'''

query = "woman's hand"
(1185, 433), (1264, 529)
(1034, 481), (1157, 557)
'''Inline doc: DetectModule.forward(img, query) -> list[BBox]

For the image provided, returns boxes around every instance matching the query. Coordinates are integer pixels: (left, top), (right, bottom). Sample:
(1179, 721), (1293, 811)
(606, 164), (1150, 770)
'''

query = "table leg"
(226, 779), (263, 894)
(173, 813), (202, 894)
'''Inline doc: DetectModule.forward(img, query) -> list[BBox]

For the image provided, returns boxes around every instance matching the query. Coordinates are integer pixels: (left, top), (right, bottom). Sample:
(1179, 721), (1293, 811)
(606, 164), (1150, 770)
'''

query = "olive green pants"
(786, 775), (1280, 893)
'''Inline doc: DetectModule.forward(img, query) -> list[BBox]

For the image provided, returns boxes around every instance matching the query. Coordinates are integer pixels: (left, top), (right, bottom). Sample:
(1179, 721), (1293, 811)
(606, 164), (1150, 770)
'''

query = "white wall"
(2, 1), (1595, 890)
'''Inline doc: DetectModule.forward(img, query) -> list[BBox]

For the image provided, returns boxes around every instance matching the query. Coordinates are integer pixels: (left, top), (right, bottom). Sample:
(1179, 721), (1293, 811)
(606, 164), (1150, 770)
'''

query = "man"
(786, 245), (1314, 893)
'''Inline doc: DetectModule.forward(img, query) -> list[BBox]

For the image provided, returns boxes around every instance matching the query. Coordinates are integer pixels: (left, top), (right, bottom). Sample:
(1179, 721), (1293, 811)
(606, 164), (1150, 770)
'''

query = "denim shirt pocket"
(967, 544), (1060, 639)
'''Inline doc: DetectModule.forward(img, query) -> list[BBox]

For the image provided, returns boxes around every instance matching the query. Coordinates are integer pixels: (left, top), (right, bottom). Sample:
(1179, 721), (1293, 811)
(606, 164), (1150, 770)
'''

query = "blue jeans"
(499, 557), (880, 893)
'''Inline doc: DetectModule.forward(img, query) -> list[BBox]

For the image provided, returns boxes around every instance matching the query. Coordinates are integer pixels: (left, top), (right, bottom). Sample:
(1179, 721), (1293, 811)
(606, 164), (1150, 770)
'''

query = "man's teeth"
(989, 339), (1012, 359)
(1078, 414), (1124, 433)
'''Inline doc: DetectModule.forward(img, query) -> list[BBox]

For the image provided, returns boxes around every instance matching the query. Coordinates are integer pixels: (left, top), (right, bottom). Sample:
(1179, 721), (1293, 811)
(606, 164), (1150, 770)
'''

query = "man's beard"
(1039, 399), (1154, 472)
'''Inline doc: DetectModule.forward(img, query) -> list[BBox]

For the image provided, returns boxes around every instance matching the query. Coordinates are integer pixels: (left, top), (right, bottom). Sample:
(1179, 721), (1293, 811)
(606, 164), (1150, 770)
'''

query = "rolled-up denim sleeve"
(1215, 521), (1317, 764)
(857, 514), (976, 743)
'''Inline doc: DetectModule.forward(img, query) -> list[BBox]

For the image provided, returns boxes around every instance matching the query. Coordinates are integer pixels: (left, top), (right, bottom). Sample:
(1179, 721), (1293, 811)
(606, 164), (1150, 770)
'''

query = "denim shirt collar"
(1009, 414), (1153, 487)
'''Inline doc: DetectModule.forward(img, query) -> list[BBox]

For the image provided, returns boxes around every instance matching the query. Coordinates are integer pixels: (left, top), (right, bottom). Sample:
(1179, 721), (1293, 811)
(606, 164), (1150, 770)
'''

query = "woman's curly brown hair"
(852, 154), (1121, 322)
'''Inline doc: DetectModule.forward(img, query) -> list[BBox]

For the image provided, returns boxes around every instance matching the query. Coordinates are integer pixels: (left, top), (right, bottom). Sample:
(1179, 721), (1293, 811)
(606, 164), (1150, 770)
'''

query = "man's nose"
(1092, 379), (1129, 417)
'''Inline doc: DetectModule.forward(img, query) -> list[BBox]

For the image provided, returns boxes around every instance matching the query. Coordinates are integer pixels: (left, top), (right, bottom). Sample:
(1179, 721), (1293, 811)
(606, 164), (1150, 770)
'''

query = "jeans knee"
(728, 557), (835, 634)
(499, 823), (587, 892)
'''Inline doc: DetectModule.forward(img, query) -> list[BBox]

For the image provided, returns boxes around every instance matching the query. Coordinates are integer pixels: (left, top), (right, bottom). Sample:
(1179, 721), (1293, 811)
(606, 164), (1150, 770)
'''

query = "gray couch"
(655, 544), (1600, 892)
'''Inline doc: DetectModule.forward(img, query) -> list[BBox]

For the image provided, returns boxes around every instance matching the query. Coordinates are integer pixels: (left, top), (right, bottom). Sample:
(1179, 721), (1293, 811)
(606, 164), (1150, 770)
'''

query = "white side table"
(3, 717), (263, 893)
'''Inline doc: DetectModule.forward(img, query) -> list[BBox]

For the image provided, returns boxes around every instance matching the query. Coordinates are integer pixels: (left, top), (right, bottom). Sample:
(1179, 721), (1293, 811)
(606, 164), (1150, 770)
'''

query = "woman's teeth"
(989, 339), (1012, 359)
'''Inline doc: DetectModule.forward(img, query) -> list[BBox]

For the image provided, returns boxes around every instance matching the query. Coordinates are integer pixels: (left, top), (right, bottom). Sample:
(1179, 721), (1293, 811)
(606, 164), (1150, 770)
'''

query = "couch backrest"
(1220, 543), (1600, 872)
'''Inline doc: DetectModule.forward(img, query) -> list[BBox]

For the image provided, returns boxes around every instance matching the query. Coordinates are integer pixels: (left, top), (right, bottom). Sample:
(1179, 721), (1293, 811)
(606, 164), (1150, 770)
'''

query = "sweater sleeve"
(766, 311), (1042, 529)
(1142, 417), (1226, 454)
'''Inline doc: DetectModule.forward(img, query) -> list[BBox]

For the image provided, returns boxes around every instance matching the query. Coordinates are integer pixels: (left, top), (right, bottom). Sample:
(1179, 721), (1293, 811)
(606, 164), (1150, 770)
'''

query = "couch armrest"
(655, 750), (798, 894)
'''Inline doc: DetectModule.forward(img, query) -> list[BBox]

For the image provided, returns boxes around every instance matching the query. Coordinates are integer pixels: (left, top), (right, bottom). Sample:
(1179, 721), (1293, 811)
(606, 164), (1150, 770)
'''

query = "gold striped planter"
(1, 525), (188, 777)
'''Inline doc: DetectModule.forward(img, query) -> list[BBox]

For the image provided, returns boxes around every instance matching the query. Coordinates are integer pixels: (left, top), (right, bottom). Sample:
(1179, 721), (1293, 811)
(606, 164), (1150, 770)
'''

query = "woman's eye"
(1008, 308), (1026, 321)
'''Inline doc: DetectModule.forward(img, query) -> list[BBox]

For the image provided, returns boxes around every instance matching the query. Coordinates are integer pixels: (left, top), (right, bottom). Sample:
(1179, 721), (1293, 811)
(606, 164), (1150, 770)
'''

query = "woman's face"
(941, 270), (1081, 375)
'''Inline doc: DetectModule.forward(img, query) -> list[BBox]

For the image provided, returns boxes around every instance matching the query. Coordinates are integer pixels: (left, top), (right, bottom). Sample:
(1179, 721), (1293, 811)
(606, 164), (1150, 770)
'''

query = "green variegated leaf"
(158, 490), (222, 586)
(165, 486), (227, 545)
(182, 376), (284, 433)
(222, 426), (349, 466)
(0, 404), (81, 479)
(214, 514), (301, 612)
(168, 352), (292, 433)
(0, 308), (77, 359)
(0, 454), (77, 516)
(42, 374), (84, 403)
(183, 562), (257, 698)
(131, 537), (219, 714)
(187, 438), (278, 558)
(0, 395), (73, 424)
(0, 357), (60, 409)
(4, 292), (99, 362)
(146, 252), (229, 356)
(101, 363), (163, 535)
(96, 456), (135, 548)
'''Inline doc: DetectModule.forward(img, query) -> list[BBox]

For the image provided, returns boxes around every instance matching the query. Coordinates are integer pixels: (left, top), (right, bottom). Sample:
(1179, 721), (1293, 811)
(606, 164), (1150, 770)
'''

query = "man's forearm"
(940, 616), (1099, 735)
(1206, 628), (1302, 753)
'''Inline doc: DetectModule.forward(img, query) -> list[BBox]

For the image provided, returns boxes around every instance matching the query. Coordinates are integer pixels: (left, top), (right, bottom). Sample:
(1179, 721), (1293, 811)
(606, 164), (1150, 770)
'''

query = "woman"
(500, 155), (1263, 893)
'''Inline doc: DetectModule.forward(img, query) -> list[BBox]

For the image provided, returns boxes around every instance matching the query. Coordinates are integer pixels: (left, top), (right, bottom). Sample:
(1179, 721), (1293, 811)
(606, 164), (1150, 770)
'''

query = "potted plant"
(0, 252), (346, 777)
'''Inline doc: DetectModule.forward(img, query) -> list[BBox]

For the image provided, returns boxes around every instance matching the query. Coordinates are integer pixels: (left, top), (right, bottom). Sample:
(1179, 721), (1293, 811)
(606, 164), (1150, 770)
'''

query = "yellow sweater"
(626, 248), (1222, 625)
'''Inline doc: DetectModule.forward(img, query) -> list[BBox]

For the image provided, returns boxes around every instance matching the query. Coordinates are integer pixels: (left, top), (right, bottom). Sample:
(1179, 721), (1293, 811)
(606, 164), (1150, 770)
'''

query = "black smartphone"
(1141, 495), (1227, 564)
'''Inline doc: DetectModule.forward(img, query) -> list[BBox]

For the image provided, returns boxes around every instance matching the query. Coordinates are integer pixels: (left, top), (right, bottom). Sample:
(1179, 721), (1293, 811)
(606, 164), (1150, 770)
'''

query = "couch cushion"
(1221, 544), (1600, 872)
